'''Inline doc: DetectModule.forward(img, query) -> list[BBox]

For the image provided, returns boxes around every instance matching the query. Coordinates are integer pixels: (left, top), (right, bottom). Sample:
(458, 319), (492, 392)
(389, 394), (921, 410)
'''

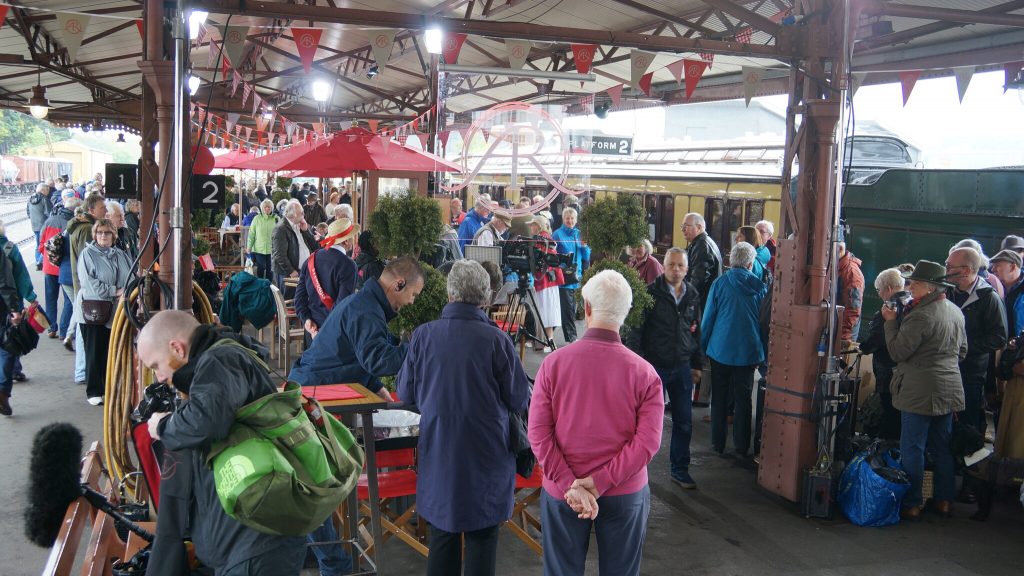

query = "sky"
(562, 70), (1024, 169)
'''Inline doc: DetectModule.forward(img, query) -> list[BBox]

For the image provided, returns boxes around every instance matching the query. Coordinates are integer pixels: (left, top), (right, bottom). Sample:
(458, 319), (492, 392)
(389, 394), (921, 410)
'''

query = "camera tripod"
(502, 274), (556, 361)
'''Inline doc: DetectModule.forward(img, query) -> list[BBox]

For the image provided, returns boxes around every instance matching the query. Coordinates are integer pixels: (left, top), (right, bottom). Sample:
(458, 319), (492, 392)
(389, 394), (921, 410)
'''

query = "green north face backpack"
(205, 340), (364, 536)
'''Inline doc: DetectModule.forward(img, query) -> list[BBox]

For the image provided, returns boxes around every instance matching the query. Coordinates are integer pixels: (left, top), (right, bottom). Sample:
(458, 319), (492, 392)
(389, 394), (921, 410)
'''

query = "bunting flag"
(252, 93), (262, 116)
(850, 72), (867, 98)
(291, 27), (322, 74)
(630, 50), (656, 91)
(1004, 61), (1023, 93)
(606, 84), (623, 108)
(241, 83), (252, 107)
(267, 110), (277, 134)
(438, 131), (451, 149)
(369, 29), (397, 70)
(231, 71), (241, 96)
(571, 44), (598, 75)
(243, 126), (252, 141)
(222, 25), (249, 68)
(207, 40), (219, 68)
(699, 51), (714, 69)
(313, 122), (325, 135)
(194, 24), (206, 46)
(666, 59), (686, 87)
(638, 72), (654, 97)
(506, 39), (531, 70)
(255, 114), (267, 134)
(683, 59), (709, 100)
(134, 18), (143, 39)
(56, 13), (90, 62)
(441, 33), (468, 65)
(416, 133), (430, 149)
(480, 127), (490, 143)
(221, 58), (231, 81)
(954, 66), (975, 103)
(368, 119), (380, 133)
(735, 27), (753, 44)
(742, 66), (766, 106)
(899, 70), (921, 106)
(397, 132), (409, 146)
(234, 124), (242, 138)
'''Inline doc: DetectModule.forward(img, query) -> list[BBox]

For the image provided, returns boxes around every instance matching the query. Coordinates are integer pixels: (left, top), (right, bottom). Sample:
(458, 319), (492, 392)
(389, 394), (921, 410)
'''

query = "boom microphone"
(24, 423), (154, 548)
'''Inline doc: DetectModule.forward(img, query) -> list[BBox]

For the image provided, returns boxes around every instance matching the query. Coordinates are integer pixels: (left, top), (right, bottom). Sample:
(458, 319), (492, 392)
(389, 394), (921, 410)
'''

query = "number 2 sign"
(191, 175), (225, 209)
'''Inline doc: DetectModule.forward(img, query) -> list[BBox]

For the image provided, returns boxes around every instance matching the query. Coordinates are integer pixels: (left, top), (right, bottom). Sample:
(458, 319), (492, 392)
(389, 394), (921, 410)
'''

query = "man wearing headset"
(288, 256), (424, 576)
(290, 256), (424, 402)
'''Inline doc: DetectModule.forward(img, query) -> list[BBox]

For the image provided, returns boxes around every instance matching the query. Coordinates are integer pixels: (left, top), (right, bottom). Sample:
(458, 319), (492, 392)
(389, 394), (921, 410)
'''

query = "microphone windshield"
(23, 423), (84, 547)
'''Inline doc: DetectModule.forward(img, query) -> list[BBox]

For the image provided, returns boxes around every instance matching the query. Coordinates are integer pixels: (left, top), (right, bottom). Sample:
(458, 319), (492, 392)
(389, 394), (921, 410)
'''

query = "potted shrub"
(368, 190), (443, 260)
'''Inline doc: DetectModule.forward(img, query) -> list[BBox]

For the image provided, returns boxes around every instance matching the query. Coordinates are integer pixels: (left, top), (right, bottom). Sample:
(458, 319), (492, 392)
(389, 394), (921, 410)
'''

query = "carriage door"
(656, 195), (674, 249)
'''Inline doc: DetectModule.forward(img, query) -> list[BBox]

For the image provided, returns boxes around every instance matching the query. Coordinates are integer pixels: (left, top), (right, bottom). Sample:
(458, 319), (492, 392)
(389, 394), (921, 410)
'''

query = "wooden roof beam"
(607, 0), (720, 37)
(865, 1), (1024, 28)
(855, 0), (1024, 52)
(698, 0), (781, 36)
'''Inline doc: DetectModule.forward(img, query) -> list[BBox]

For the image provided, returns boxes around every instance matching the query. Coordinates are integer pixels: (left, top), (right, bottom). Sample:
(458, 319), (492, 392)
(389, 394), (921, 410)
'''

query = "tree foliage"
(369, 191), (443, 260)
(576, 259), (654, 330)
(0, 110), (71, 155)
(578, 194), (648, 259)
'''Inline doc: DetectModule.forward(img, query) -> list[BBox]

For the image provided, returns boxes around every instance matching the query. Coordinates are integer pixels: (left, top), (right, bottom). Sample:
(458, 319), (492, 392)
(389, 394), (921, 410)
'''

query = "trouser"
(754, 366), (767, 455)
(878, 391), (902, 441)
(958, 377), (986, 436)
(558, 287), (577, 343)
(0, 347), (17, 396)
(274, 273), (296, 300)
(61, 285), (76, 339)
(80, 323), (111, 399)
(540, 486), (650, 576)
(250, 252), (272, 280)
(44, 274), (60, 335)
(306, 516), (353, 576)
(219, 542), (306, 576)
(59, 286), (73, 338)
(900, 411), (955, 508)
(710, 359), (755, 455)
(34, 230), (42, 265)
(427, 523), (500, 576)
(75, 326), (86, 383)
(656, 364), (693, 477)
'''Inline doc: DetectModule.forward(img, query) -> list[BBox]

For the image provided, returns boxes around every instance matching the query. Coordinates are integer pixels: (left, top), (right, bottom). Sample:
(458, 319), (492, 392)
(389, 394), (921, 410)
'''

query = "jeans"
(656, 364), (693, 477)
(59, 285), (73, 338)
(250, 252), (272, 280)
(558, 287), (577, 343)
(900, 411), (955, 508)
(306, 516), (352, 576)
(958, 379), (985, 435)
(44, 274), (65, 336)
(0, 347), (16, 395)
(34, 230), (42, 265)
(75, 324), (86, 383)
(710, 359), (755, 455)
(540, 487), (650, 576)
(427, 523), (500, 576)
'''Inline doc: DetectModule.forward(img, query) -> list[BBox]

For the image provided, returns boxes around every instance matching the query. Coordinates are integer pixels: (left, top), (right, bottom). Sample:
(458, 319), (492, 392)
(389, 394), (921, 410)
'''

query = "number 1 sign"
(104, 163), (138, 199)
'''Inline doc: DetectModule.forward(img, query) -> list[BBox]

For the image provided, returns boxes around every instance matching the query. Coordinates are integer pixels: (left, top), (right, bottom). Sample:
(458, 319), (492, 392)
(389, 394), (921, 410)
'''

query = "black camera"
(501, 235), (575, 279)
(131, 382), (178, 424)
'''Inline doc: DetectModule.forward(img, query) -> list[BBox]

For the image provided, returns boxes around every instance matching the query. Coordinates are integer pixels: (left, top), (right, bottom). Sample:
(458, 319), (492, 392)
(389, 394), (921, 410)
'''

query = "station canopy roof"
(0, 1), (1021, 139)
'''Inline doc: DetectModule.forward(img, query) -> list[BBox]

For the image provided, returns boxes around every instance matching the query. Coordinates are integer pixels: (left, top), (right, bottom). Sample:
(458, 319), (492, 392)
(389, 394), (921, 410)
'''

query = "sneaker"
(63, 336), (74, 352)
(0, 392), (11, 416)
(543, 346), (553, 353)
(11, 372), (26, 382)
(87, 397), (104, 406)
(671, 472), (697, 490)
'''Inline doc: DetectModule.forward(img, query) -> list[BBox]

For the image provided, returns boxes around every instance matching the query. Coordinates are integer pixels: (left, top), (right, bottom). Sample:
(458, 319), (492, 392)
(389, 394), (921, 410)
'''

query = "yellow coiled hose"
(102, 278), (214, 490)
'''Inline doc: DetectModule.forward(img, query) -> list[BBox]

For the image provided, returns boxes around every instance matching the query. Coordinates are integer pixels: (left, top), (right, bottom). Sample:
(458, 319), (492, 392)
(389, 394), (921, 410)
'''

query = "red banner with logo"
(292, 28), (323, 74)
(571, 44), (597, 75)
(442, 33), (468, 65)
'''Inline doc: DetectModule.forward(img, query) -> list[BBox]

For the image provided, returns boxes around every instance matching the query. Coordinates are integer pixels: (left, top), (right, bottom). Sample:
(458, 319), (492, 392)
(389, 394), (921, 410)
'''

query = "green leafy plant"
(369, 191), (443, 260)
(271, 189), (290, 205)
(578, 194), (648, 260)
(387, 263), (448, 339)
(192, 237), (211, 257)
(275, 176), (293, 191)
(225, 175), (236, 188)
(576, 259), (654, 329)
(191, 208), (212, 233)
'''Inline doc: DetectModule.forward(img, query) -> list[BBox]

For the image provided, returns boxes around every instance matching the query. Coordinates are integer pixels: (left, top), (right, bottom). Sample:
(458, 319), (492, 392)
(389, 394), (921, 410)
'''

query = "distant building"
(21, 140), (113, 184)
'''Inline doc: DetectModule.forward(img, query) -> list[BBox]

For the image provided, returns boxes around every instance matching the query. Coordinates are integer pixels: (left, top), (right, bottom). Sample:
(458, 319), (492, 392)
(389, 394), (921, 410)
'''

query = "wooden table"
(319, 383), (391, 576)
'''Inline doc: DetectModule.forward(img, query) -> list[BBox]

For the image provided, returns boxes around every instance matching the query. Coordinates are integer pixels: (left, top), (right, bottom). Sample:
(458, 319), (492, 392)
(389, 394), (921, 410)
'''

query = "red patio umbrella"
(232, 138), (330, 172)
(213, 148), (253, 169)
(271, 127), (462, 174)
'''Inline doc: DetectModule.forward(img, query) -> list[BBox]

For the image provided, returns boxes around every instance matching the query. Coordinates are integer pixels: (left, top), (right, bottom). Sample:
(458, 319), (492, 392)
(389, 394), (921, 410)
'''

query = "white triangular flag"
(222, 25), (250, 69)
(56, 13), (91, 62)
(954, 66), (975, 103)
(629, 50), (656, 91)
(506, 40), (531, 70)
(742, 66), (766, 107)
(369, 29), (397, 70)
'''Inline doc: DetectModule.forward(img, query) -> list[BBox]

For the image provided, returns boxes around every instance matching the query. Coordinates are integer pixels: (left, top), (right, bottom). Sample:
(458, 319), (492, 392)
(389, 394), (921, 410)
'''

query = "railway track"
(0, 193), (42, 248)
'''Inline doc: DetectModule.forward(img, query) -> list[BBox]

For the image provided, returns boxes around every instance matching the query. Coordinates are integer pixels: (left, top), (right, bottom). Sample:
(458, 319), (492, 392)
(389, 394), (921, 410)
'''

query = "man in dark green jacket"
(0, 224), (39, 416)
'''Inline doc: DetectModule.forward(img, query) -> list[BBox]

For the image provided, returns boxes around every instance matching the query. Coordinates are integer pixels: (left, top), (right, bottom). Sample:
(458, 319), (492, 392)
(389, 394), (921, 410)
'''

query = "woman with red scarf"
(529, 215), (564, 353)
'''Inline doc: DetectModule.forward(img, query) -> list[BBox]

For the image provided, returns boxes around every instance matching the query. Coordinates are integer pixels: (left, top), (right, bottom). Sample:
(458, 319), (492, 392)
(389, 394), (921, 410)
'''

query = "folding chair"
(269, 284), (304, 370)
(504, 467), (544, 556)
(355, 447), (428, 557)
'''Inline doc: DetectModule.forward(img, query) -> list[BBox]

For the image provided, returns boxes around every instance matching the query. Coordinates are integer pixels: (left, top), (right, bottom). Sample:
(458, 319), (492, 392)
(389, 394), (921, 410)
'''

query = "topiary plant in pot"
(369, 190), (443, 261)
(578, 193), (648, 261)
(380, 263), (448, 391)
(576, 259), (653, 330)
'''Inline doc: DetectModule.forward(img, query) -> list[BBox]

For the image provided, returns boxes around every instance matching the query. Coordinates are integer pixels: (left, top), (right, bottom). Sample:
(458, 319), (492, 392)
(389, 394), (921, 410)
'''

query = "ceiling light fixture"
(116, 133), (126, 143)
(187, 75), (201, 96)
(366, 65), (379, 79)
(263, 108), (274, 119)
(27, 85), (50, 119)
(312, 80), (331, 102)
(425, 27), (443, 55)
(188, 10), (208, 40)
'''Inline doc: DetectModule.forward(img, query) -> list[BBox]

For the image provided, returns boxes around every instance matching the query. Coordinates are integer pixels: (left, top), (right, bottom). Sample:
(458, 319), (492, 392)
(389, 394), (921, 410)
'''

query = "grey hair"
(105, 201), (124, 216)
(447, 260), (492, 307)
(730, 242), (756, 270)
(665, 247), (688, 264)
(334, 203), (354, 220)
(285, 199), (304, 220)
(755, 220), (775, 237)
(260, 199), (274, 212)
(581, 269), (632, 326)
(950, 246), (985, 273)
(64, 196), (81, 210)
(562, 206), (577, 219)
(638, 239), (654, 255)
(684, 212), (705, 230)
(874, 268), (904, 293)
(125, 199), (140, 212)
(951, 239), (989, 268)
(36, 183), (48, 193)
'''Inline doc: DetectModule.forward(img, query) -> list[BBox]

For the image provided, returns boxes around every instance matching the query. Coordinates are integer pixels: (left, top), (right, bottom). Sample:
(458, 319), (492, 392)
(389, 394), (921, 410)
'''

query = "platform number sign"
(191, 175), (225, 209)
(104, 164), (138, 199)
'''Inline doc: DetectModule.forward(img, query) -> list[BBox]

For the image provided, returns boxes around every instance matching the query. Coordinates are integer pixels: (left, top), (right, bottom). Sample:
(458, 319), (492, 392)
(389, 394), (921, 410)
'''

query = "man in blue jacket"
(457, 194), (492, 252)
(289, 256), (423, 575)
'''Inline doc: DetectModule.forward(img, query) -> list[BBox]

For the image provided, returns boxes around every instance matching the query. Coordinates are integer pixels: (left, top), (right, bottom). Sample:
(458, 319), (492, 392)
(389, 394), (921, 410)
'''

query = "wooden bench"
(41, 441), (140, 576)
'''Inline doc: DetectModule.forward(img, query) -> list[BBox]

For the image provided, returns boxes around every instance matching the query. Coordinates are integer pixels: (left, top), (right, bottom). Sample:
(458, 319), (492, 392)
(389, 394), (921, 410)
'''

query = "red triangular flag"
(441, 33), (468, 65)
(480, 127), (490, 142)
(899, 70), (921, 106)
(134, 18), (143, 39)
(666, 60), (685, 87)
(368, 119), (380, 133)
(221, 58), (231, 81)
(571, 44), (597, 75)
(684, 59), (709, 100)
(0, 7), (8, 31)
(416, 133), (430, 149)
(291, 28), (322, 74)
(606, 84), (623, 108)
(439, 131), (451, 149)
(638, 72), (654, 97)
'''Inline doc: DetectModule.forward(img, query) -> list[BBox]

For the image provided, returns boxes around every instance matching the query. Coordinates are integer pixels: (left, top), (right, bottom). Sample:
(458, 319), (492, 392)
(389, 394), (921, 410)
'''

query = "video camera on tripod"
(501, 235), (576, 281)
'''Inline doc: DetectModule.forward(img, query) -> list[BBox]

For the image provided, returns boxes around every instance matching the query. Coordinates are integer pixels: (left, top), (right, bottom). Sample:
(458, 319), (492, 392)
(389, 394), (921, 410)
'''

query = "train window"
(723, 148), (743, 161)
(744, 200), (765, 226)
(726, 199), (743, 243)
(704, 198), (726, 249)
(657, 195), (674, 247)
(739, 149), (765, 161)
(645, 195), (657, 242)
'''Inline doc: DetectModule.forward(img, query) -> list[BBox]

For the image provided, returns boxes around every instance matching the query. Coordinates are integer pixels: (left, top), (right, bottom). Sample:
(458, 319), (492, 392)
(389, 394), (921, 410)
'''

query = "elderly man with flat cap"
(472, 211), (511, 247)
(293, 218), (360, 341)
(457, 194), (492, 251)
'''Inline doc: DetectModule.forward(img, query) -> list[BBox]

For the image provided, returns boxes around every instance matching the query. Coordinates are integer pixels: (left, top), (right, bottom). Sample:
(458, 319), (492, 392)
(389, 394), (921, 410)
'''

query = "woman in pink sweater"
(528, 269), (664, 576)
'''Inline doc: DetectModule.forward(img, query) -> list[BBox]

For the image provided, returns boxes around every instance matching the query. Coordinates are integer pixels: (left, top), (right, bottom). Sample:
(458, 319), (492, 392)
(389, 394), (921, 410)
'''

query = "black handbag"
(81, 299), (114, 325)
(0, 315), (39, 355)
(509, 409), (536, 479)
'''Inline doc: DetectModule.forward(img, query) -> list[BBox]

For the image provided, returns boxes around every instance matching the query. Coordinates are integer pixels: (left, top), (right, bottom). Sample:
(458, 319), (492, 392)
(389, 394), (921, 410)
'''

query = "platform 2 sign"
(104, 164), (138, 199)
(191, 175), (225, 209)
(568, 135), (633, 156)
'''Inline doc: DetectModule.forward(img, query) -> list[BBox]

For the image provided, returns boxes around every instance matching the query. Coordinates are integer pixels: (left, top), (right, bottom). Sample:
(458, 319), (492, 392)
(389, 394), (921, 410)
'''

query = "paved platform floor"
(3, 250), (1024, 575)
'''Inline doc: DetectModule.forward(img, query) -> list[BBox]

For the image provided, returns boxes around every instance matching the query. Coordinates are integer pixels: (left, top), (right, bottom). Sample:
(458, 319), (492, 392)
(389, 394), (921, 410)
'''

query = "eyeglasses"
(95, 231), (114, 237)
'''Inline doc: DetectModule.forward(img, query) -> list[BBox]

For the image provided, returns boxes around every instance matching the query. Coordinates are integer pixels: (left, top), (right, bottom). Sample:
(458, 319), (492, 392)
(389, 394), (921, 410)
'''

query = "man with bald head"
(140, 311), (306, 575)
